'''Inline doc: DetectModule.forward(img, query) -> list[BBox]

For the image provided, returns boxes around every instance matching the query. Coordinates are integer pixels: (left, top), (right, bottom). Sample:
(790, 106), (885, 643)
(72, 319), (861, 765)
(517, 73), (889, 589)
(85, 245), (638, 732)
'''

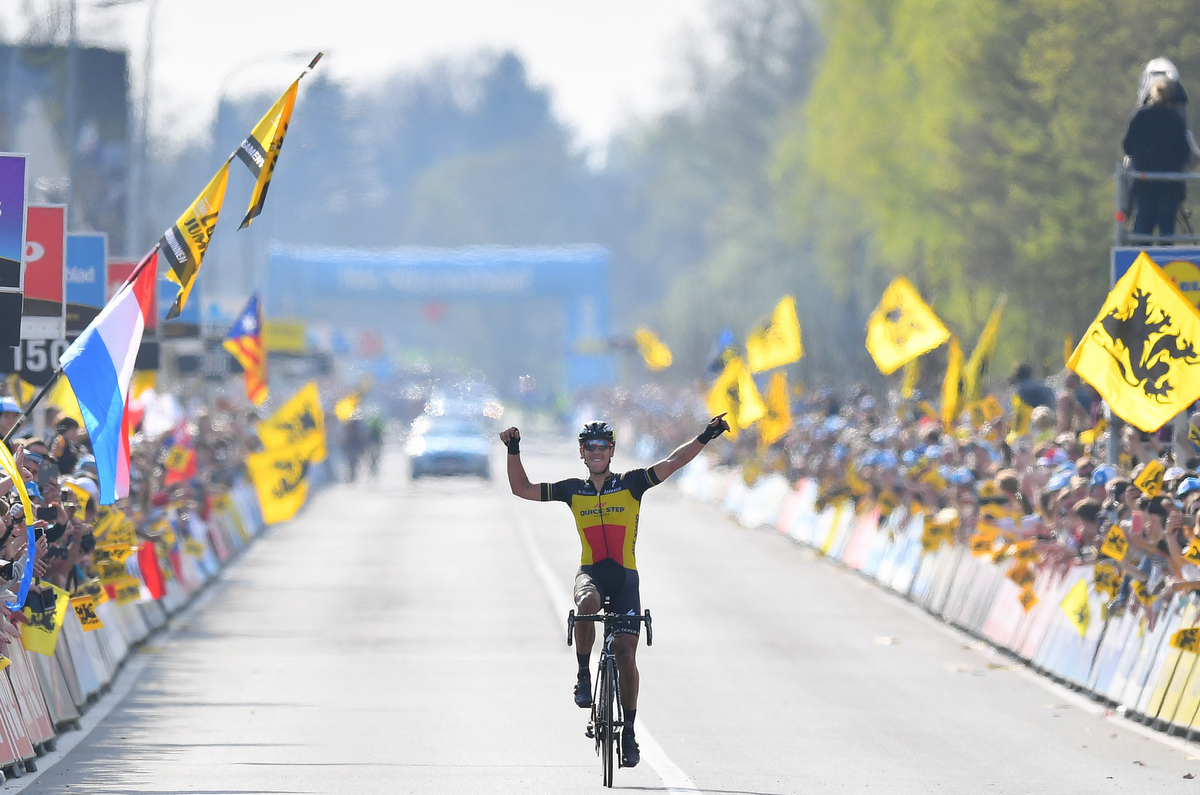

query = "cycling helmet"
(578, 421), (615, 445)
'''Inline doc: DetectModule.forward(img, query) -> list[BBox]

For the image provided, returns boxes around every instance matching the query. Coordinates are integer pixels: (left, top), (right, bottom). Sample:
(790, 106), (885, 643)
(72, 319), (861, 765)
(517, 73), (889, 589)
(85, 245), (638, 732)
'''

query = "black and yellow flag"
(246, 438), (317, 525)
(964, 294), (1006, 401)
(758, 371), (792, 448)
(706, 356), (765, 441)
(634, 327), (673, 371)
(1068, 251), (1200, 432)
(1060, 579), (1090, 638)
(235, 78), (300, 229)
(160, 163), (230, 319)
(746, 296), (803, 373)
(1172, 627), (1200, 653)
(941, 337), (964, 430)
(258, 382), (326, 461)
(865, 277), (950, 375)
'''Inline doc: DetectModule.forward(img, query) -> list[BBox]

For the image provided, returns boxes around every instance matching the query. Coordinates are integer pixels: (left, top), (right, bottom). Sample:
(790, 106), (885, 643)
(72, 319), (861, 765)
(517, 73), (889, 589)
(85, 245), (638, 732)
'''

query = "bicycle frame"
(567, 603), (652, 787)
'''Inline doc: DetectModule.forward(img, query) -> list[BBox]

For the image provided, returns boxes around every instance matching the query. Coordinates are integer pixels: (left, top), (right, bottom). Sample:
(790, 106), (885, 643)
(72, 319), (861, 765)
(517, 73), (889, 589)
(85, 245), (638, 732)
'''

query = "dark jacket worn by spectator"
(1123, 79), (1192, 237)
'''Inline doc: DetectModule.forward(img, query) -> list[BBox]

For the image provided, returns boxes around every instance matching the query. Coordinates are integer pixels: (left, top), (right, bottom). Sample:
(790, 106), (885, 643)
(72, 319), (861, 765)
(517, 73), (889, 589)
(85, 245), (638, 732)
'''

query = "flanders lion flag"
(941, 337), (964, 431)
(634, 327), (673, 371)
(160, 163), (230, 320)
(746, 296), (803, 373)
(707, 356), (765, 440)
(865, 277), (950, 375)
(1069, 251), (1200, 432)
(964, 294), (1006, 401)
(258, 382), (326, 461)
(247, 438), (318, 525)
(758, 371), (792, 448)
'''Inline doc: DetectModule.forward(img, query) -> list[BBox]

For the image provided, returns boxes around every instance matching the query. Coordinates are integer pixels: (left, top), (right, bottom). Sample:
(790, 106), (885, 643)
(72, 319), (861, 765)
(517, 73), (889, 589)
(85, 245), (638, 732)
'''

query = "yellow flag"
(1093, 562), (1119, 596)
(235, 79), (299, 229)
(1172, 627), (1200, 653)
(246, 437), (317, 524)
(0, 439), (33, 531)
(21, 582), (71, 656)
(258, 382), (326, 461)
(964, 295), (1006, 401)
(758, 371), (792, 448)
(1100, 525), (1129, 561)
(45, 374), (84, 426)
(70, 595), (103, 632)
(1079, 417), (1107, 445)
(4, 376), (33, 408)
(706, 356), (765, 441)
(865, 276), (950, 375)
(1069, 251), (1200, 432)
(334, 391), (361, 422)
(160, 163), (230, 319)
(1010, 393), (1033, 439)
(131, 370), (157, 400)
(746, 296), (803, 373)
(1060, 579), (1090, 637)
(901, 358), (920, 399)
(1134, 459), (1165, 497)
(634, 327), (673, 371)
(941, 337), (964, 430)
(1019, 586), (1039, 613)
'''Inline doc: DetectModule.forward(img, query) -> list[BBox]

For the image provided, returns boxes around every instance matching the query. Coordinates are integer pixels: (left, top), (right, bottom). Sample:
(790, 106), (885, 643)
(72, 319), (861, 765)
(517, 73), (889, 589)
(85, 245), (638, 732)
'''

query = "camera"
(35, 506), (57, 522)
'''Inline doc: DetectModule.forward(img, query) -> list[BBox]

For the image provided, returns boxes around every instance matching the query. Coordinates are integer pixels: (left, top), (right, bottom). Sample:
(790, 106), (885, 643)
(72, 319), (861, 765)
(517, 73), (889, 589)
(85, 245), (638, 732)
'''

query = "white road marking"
(518, 519), (704, 794)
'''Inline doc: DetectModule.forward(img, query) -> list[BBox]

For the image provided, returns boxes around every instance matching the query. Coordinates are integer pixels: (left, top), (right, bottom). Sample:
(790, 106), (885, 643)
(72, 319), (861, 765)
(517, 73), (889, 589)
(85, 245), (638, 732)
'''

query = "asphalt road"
(14, 441), (1200, 794)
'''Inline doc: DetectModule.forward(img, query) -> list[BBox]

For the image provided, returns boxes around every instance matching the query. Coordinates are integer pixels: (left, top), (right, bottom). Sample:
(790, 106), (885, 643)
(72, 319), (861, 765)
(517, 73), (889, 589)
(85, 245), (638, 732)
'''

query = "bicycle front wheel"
(600, 658), (616, 787)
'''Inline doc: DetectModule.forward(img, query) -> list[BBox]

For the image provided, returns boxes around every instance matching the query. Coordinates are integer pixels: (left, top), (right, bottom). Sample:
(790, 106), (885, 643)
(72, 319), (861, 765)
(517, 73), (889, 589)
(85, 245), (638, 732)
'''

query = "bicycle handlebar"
(567, 608), (653, 647)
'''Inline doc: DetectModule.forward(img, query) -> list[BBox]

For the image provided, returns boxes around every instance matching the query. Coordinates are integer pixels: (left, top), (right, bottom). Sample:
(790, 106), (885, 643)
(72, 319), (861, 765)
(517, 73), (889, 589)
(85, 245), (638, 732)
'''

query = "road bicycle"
(567, 598), (652, 788)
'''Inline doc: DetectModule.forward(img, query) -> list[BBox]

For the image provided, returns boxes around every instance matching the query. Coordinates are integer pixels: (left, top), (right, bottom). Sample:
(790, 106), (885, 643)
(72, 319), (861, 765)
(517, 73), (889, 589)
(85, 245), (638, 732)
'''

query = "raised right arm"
(499, 427), (543, 501)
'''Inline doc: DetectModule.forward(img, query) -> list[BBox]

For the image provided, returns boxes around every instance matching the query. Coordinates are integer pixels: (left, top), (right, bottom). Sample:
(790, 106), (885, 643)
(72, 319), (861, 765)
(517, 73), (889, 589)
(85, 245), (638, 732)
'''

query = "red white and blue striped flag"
(59, 248), (157, 504)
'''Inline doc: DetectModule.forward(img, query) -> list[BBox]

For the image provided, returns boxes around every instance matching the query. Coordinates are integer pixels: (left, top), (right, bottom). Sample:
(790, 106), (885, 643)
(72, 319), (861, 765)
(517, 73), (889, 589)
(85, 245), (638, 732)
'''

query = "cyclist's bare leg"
(614, 633), (638, 712)
(574, 588), (601, 654)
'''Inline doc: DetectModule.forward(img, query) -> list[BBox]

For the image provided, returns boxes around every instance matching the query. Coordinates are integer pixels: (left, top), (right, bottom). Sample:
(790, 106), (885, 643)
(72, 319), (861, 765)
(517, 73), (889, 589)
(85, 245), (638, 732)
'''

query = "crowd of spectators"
(746, 364), (1200, 629)
(0, 386), (264, 641)
(585, 362), (1200, 631)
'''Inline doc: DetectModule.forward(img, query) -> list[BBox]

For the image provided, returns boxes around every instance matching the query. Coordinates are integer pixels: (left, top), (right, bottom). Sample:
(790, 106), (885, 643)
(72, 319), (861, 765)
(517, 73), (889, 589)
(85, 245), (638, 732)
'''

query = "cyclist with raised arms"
(499, 414), (729, 768)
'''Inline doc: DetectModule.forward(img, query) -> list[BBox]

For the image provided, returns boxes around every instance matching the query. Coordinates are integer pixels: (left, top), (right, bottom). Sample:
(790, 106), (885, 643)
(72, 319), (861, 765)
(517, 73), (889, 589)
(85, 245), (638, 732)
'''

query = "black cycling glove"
(506, 437), (520, 455)
(697, 417), (729, 444)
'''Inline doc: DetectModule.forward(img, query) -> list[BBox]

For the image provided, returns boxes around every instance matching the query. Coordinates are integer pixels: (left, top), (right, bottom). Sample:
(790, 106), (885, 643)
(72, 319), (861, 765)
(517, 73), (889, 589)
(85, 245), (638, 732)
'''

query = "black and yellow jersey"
(540, 469), (662, 570)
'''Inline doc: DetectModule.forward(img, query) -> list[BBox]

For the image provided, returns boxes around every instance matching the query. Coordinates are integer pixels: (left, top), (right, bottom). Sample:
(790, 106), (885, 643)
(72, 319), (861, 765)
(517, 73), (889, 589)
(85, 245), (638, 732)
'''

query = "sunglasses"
(582, 440), (612, 452)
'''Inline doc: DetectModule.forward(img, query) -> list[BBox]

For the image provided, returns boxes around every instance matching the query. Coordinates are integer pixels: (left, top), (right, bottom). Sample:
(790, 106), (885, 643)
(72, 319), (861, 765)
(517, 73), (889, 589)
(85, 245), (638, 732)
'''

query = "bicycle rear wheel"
(600, 658), (616, 787)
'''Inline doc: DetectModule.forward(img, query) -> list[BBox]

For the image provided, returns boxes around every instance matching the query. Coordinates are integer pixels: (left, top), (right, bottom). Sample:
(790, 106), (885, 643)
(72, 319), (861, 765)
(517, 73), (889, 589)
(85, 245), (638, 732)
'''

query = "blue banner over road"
(268, 244), (617, 390)
(0, 154), (26, 347)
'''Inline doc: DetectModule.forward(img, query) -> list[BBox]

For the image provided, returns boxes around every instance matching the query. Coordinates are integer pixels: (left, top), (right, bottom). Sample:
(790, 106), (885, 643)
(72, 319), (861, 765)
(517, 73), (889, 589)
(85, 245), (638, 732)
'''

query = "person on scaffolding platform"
(1123, 78), (1193, 241)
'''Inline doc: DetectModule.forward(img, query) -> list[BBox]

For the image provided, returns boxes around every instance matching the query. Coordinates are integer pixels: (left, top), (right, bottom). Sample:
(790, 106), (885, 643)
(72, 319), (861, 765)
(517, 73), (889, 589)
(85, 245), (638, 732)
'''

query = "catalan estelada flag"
(1069, 251), (1200, 432)
(223, 293), (268, 406)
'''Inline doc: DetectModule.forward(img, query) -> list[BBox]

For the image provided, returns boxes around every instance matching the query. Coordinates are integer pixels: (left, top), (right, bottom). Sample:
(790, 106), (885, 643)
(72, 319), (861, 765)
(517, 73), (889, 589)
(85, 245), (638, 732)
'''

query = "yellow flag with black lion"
(1069, 252), (1200, 432)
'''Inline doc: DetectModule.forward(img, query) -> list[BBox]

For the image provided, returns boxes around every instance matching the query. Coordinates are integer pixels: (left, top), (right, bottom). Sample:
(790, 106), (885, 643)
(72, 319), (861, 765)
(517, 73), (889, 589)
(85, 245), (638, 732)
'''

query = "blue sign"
(1112, 246), (1200, 285)
(66, 233), (106, 309)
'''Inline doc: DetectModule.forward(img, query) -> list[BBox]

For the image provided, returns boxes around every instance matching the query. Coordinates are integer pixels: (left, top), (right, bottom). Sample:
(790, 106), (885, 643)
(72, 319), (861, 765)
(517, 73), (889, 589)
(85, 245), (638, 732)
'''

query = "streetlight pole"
(94, 0), (161, 256)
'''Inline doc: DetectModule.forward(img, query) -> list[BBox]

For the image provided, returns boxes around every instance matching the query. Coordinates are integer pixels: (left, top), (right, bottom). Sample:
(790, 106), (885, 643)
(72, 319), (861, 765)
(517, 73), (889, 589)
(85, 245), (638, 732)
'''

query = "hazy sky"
(2, 0), (715, 152)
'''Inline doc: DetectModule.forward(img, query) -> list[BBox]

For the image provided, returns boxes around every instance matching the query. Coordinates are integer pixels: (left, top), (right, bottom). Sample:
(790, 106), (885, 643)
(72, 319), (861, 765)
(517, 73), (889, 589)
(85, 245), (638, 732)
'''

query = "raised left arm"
(649, 414), (729, 483)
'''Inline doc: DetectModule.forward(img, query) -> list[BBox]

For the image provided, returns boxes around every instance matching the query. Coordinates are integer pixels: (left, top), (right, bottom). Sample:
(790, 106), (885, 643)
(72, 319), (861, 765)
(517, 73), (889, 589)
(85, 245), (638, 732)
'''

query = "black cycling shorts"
(574, 561), (641, 636)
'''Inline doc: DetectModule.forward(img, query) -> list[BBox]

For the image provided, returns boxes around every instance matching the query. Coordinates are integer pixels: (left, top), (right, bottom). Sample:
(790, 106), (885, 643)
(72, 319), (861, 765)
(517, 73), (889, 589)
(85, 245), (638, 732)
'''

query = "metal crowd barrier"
(677, 456), (1200, 741)
(0, 478), (275, 781)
